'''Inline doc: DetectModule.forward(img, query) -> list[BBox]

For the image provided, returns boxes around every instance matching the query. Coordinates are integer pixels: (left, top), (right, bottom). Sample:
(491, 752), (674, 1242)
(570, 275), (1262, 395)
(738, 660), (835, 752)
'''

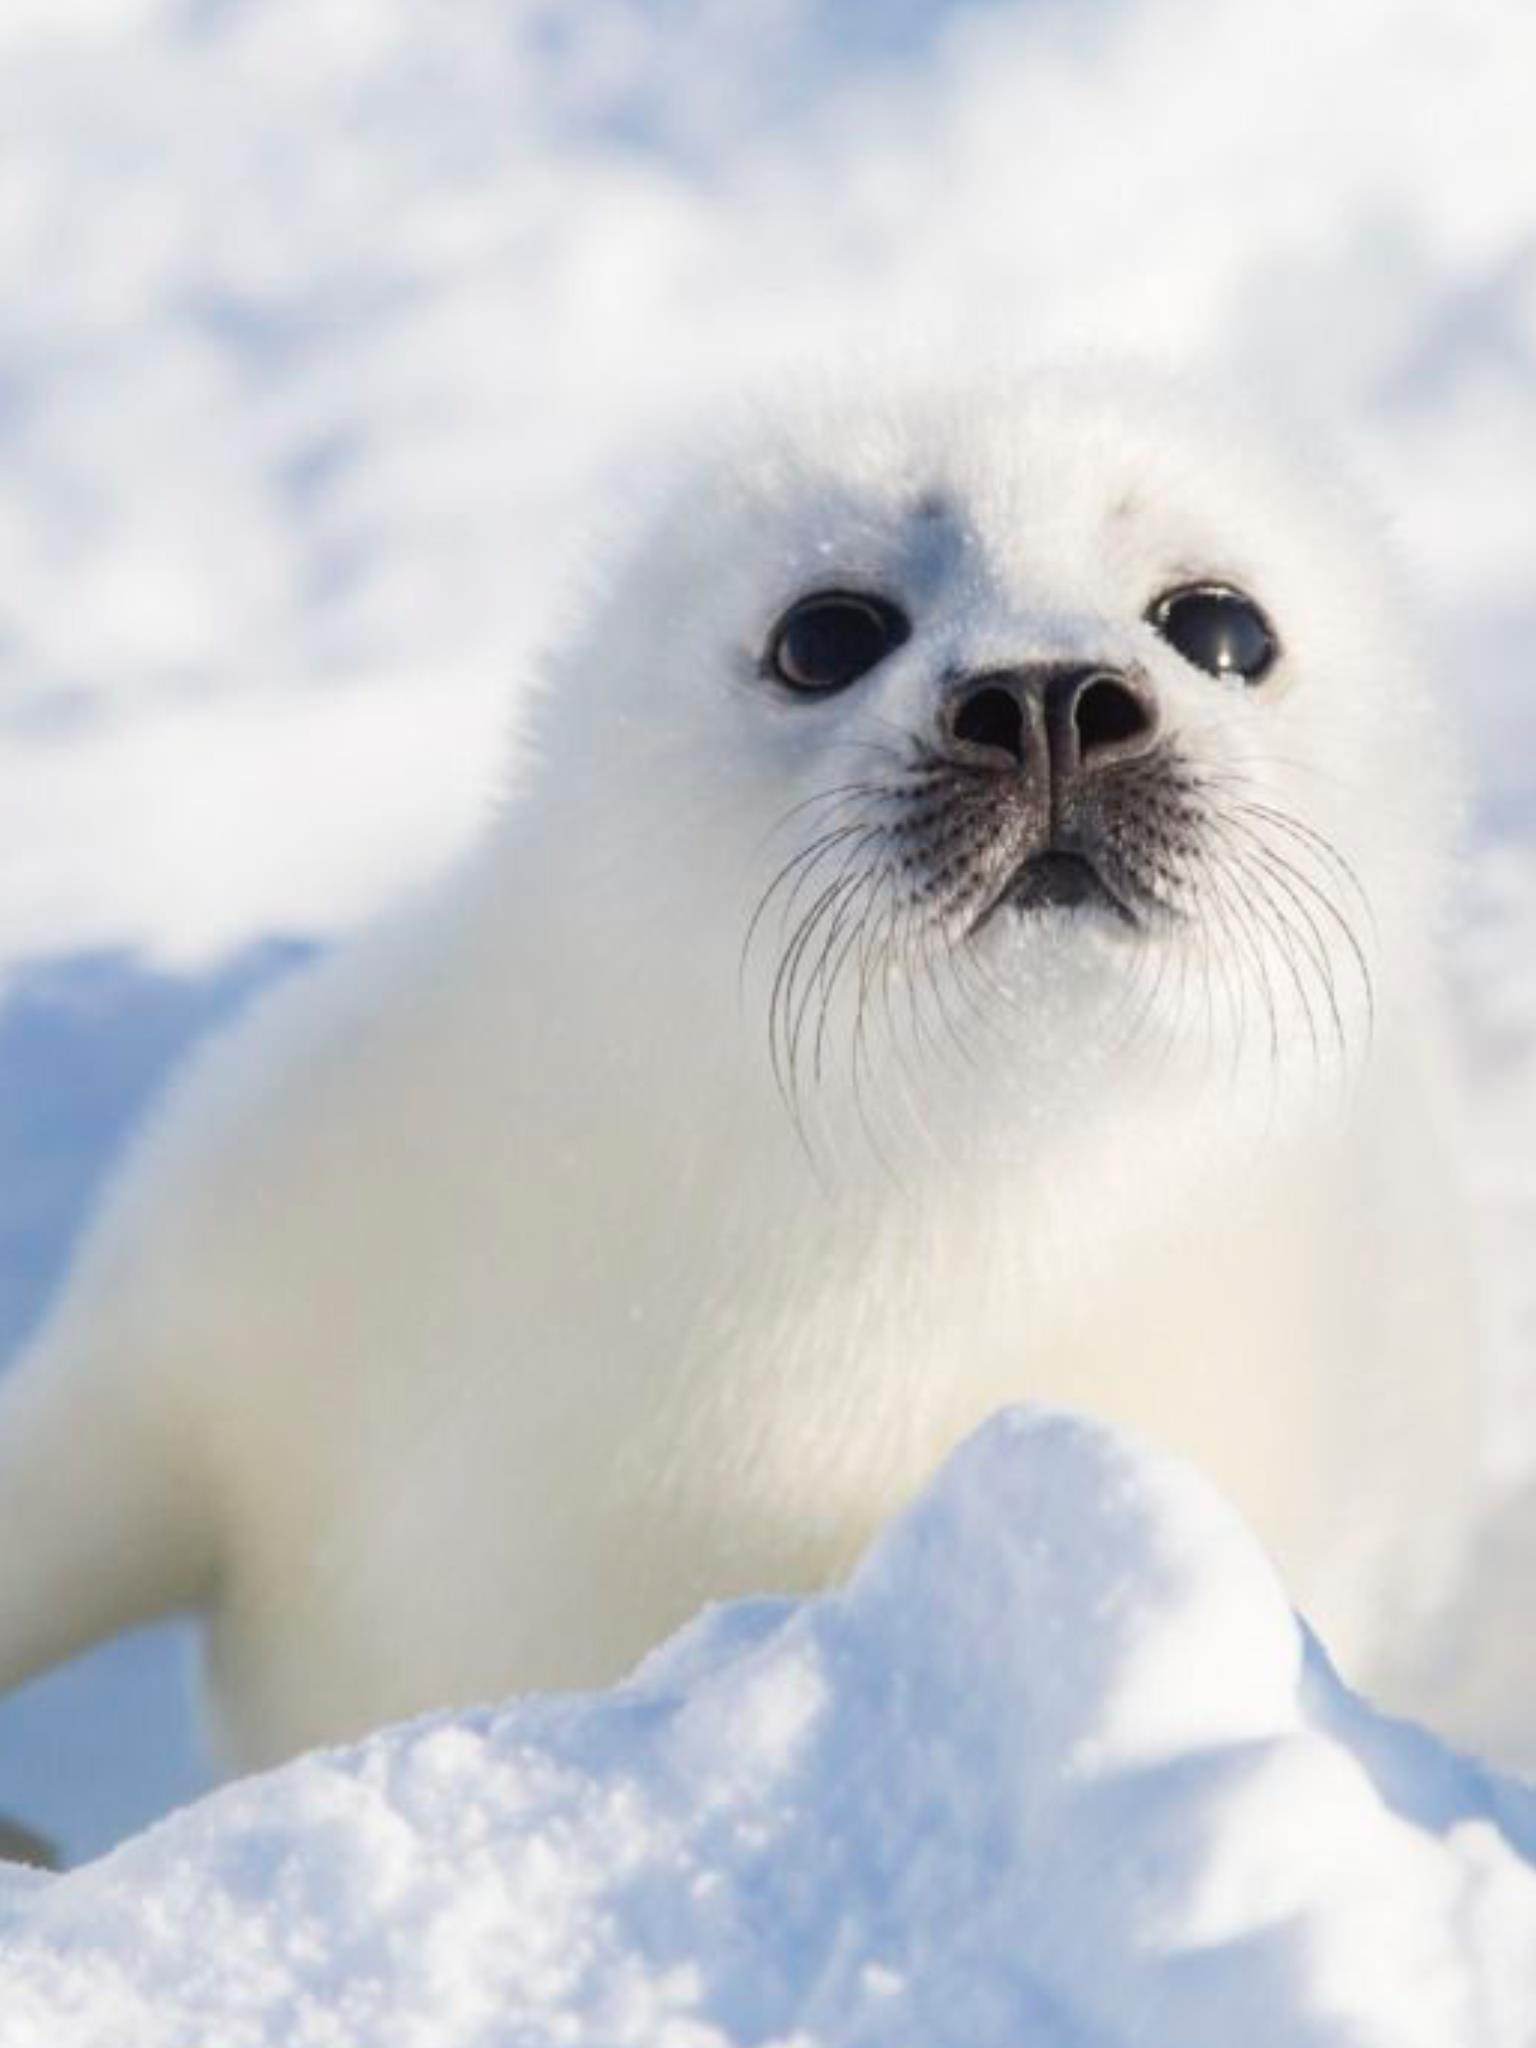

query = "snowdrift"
(1, 1409), (1533, 2047)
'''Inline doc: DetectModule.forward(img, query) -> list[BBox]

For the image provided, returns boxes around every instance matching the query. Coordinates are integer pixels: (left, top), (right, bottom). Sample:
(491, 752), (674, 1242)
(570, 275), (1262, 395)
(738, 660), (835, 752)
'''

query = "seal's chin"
(983, 849), (1142, 933)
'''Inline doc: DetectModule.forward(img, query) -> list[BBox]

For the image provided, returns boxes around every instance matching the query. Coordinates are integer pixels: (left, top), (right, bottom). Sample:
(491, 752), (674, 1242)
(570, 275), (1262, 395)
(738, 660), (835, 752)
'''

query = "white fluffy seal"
(0, 364), (1495, 1772)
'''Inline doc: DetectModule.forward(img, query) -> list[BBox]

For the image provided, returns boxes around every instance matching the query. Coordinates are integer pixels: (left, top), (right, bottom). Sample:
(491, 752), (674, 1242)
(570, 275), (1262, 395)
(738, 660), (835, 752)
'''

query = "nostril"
(951, 685), (1026, 764)
(1075, 676), (1152, 759)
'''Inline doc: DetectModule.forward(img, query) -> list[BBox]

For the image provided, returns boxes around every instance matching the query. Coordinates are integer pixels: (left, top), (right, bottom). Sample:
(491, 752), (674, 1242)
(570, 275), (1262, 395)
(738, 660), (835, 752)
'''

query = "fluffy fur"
(0, 364), (1493, 1770)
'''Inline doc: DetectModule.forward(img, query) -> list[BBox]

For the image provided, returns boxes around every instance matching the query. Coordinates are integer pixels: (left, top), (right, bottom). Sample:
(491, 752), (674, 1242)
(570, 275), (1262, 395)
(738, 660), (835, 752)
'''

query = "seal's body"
(0, 368), (1490, 1769)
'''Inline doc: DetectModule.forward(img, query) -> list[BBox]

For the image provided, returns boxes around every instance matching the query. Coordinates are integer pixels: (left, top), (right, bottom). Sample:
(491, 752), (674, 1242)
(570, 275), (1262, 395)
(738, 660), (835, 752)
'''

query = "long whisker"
(1218, 843), (1324, 1082)
(742, 818), (878, 988)
(1219, 813), (1375, 1052)
(1215, 832), (1346, 1072)
(746, 734), (1379, 1179)
(770, 852), (881, 1131)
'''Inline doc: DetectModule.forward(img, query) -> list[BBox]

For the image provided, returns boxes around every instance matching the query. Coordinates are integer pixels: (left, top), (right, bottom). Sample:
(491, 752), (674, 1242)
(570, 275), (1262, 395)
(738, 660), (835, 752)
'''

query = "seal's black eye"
(765, 592), (910, 696)
(1148, 583), (1278, 685)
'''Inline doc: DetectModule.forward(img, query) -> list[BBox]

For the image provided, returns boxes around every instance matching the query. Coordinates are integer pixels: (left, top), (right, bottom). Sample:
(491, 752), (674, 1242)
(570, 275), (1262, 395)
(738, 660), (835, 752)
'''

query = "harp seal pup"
(0, 364), (1497, 1773)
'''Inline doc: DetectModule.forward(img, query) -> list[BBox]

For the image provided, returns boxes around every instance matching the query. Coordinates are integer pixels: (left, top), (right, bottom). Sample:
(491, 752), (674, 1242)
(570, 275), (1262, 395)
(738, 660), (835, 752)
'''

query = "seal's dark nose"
(942, 665), (1159, 779)
(1047, 666), (1159, 774)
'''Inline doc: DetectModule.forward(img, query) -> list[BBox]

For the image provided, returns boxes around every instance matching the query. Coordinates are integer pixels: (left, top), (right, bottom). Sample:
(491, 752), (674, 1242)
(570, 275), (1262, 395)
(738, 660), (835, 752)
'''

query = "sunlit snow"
(5, 1412), (1535, 2048)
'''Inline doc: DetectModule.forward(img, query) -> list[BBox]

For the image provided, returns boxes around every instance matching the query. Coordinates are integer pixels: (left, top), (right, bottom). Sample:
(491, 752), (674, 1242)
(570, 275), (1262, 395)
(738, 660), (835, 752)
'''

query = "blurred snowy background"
(0, 0), (1534, 1864)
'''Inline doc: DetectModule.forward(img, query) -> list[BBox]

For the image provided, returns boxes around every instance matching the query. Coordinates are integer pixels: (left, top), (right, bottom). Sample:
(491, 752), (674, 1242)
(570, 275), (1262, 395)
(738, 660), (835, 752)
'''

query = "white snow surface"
(4, 1408), (1536, 2048)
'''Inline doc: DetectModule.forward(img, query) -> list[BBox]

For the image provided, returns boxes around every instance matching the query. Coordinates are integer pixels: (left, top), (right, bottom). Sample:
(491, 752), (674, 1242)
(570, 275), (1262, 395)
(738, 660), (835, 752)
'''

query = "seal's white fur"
(0, 366), (1490, 1769)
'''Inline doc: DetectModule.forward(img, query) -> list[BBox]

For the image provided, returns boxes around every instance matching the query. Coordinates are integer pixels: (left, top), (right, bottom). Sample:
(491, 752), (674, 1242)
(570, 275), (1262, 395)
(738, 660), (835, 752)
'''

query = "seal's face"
(540, 371), (1450, 1144)
(758, 579), (1276, 935)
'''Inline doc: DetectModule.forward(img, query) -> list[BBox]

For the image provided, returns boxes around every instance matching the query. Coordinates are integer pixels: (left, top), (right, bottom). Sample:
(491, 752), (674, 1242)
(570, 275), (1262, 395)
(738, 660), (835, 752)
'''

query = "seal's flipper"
(0, 1816), (56, 1871)
(0, 1342), (212, 1703)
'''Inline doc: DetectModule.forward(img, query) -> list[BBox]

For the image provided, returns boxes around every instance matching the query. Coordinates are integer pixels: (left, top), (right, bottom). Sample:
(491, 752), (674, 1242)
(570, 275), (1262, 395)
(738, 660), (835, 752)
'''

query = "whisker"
(770, 860), (875, 1129)
(808, 863), (891, 1086)
(743, 728), (1380, 1179)
(1198, 776), (1374, 923)
(1219, 843), (1325, 1082)
(743, 820), (880, 989)
(1215, 832), (1347, 1073)
(1219, 814), (1375, 1052)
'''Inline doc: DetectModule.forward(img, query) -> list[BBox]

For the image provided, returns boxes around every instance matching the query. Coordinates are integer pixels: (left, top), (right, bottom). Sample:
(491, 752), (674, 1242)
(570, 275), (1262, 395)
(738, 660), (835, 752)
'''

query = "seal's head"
(529, 366), (1452, 1160)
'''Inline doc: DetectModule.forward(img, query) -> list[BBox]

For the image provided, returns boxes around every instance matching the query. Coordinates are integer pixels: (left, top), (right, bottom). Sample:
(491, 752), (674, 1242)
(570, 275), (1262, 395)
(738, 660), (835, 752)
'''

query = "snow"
(0, 0), (1535, 2025)
(1, 1410), (1534, 2047)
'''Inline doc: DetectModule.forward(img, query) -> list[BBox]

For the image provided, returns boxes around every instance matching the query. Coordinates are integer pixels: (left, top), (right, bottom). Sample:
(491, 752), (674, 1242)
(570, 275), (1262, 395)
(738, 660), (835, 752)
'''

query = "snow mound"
(3, 1409), (1536, 2047)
